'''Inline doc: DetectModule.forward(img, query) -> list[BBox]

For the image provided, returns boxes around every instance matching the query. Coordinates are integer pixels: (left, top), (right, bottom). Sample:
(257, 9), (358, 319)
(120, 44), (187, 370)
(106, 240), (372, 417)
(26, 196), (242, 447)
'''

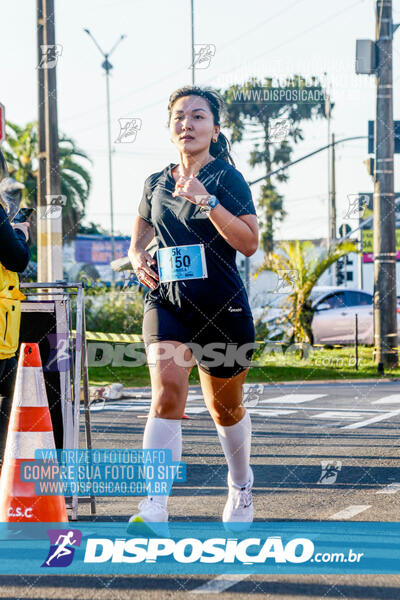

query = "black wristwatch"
(201, 195), (220, 214)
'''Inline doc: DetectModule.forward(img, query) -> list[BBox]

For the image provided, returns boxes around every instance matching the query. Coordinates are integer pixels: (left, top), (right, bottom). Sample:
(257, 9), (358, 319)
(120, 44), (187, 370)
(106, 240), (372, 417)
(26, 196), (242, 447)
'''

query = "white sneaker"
(127, 498), (170, 537)
(222, 468), (254, 532)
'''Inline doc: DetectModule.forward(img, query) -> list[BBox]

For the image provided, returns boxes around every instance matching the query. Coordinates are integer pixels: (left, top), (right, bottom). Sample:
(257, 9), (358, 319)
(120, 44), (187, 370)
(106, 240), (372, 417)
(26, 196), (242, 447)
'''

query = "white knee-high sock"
(215, 410), (252, 487)
(143, 416), (182, 508)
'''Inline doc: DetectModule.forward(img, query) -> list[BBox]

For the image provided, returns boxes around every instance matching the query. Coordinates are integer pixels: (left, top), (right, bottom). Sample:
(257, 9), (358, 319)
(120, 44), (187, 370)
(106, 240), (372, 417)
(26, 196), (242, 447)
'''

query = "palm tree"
(224, 76), (328, 251)
(257, 240), (356, 345)
(2, 121), (92, 240)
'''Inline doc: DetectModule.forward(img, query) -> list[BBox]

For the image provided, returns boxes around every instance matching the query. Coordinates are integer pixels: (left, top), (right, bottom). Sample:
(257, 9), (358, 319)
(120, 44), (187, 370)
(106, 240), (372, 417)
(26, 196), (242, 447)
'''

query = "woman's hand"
(128, 248), (159, 290)
(172, 174), (210, 206)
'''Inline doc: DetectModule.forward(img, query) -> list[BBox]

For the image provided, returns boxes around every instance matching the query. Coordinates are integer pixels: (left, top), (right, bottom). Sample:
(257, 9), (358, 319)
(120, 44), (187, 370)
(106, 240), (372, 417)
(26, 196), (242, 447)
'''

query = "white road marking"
(341, 409), (400, 429)
(372, 394), (400, 405)
(376, 482), (400, 494)
(186, 395), (206, 402)
(191, 499), (372, 593)
(86, 403), (149, 412)
(263, 406), (386, 412)
(329, 505), (371, 520)
(314, 411), (368, 420)
(248, 409), (297, 417)
(191, 573), (251, 594)
(260, 394), (326, 404)
(183, 406), (207, 415)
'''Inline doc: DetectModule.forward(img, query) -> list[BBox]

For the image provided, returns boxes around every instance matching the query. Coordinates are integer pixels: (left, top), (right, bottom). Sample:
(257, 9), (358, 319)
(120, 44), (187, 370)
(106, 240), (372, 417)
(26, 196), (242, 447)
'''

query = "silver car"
(253, 286), (397, 345)
(311, 287), (374, 345)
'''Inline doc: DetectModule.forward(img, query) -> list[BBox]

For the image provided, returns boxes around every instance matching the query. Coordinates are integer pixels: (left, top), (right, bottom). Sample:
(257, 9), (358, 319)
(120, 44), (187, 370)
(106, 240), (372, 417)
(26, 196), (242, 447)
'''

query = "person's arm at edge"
(0, 205), (30, 272)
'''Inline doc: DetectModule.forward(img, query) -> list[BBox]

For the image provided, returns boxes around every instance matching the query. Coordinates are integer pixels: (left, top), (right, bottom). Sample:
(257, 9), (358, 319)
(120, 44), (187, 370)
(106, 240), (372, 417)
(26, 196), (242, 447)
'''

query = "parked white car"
(311, 287), (374, 345)
(253, 286), (400, 345)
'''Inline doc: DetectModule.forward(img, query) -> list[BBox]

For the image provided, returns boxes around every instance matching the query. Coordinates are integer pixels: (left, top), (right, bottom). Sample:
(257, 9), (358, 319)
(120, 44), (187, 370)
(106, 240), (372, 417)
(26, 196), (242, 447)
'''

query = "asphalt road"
(1, 380), (400, 599)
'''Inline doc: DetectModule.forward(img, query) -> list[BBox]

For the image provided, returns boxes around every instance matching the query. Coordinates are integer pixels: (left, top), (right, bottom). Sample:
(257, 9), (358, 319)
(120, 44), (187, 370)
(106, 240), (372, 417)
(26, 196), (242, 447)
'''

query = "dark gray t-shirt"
(138, 158), (256, 318)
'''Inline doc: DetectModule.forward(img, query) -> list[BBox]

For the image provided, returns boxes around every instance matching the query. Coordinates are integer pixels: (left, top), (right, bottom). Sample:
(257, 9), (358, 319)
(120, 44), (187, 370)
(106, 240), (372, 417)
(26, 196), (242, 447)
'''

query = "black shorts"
(142, 302), (255, 379)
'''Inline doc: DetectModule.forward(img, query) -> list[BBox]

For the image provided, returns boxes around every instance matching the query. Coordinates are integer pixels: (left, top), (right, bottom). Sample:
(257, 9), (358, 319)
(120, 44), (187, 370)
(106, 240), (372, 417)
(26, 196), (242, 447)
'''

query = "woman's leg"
(199, 367), (251, 487)
(132, 340), (193, 521)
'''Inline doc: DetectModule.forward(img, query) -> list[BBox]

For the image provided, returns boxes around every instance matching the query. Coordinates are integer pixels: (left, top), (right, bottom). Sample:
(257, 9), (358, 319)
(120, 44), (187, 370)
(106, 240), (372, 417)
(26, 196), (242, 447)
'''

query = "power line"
(202, 0), (364, 85)
(61, 0), (311, 126)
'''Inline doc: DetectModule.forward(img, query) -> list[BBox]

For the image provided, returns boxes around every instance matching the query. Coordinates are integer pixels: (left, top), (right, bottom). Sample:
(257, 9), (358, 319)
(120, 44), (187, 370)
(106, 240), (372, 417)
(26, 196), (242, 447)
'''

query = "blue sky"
(2, 0), (398, 240)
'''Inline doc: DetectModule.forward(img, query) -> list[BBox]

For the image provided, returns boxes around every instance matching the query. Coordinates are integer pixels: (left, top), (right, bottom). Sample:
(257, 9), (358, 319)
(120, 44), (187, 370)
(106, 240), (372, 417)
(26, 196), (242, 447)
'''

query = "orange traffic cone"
(0, 343), (68, 522)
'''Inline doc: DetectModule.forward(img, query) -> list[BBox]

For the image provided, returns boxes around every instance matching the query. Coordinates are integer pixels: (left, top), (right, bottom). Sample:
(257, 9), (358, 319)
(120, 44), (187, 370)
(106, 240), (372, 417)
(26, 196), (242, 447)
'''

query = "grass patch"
(88, 344), (400, 387)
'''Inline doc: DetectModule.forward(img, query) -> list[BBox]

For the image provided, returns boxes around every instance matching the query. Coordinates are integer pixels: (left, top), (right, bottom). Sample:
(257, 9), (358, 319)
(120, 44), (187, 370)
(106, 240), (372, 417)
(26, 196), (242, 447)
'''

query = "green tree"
(258, 240), (356, 345)
(78, 221), (109, 235)
(224, 76), (329, 252)
(3, 120), (92, 240)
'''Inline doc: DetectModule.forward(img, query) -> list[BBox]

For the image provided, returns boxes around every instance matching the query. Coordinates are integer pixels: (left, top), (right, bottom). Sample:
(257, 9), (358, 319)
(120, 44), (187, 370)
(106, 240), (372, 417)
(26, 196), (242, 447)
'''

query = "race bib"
(157, 244), (208, 283)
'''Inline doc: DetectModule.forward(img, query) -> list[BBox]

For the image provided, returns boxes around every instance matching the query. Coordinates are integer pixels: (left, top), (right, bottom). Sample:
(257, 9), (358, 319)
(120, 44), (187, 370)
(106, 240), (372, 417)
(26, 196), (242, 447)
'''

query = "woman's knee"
(151, 377), (186, 418)
(209, 400), (244, 426)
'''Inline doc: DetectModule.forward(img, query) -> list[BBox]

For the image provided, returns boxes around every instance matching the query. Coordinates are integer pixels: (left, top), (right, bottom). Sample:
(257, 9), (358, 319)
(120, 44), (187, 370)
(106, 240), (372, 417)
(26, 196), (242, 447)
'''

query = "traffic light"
(363, 157), (375, 177)
(336, 258), (344, 285)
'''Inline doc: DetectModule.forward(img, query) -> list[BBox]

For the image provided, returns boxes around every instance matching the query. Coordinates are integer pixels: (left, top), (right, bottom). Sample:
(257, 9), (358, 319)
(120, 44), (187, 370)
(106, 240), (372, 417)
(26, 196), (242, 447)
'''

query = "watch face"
(208, 196), (218, 209)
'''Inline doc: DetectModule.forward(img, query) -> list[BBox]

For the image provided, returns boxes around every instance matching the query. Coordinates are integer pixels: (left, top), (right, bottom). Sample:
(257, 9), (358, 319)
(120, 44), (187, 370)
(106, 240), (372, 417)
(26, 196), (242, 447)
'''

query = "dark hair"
(167, 85), (235, 167)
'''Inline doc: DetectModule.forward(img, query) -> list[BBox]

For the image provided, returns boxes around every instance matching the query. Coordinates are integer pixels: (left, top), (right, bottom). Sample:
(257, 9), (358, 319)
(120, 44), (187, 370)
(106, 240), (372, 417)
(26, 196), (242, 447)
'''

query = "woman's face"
(169, 95), (219, 156)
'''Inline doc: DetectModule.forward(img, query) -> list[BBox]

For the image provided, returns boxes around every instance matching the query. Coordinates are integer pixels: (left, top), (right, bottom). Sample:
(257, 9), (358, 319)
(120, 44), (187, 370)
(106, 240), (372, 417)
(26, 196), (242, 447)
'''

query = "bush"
(84, 289), (144, 334)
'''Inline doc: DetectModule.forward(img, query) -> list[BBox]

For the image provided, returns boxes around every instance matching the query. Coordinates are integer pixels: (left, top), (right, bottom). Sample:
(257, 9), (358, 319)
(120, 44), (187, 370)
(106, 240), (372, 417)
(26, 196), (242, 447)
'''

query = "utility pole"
(84, 29), (126, 282)
(358, 233), (364, 289)
(373, 0), (398, 368)
(330, 133), (337, 245)
(324, 81), (332, 241)
(36, 0), (63, 282)
(330, 133), (336, 244)
(190, 0), (195, 85)
(37, 0), (46, 281)
(325, 84), (335, 285)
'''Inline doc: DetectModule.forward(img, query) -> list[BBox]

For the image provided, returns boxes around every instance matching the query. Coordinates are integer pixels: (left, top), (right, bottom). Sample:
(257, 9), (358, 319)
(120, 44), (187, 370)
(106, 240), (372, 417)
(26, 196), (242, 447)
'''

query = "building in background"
(64, 234), (130, 282)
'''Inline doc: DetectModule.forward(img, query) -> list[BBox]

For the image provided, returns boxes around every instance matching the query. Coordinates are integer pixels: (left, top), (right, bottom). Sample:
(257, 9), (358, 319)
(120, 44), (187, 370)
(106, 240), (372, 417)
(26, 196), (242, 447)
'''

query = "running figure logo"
(268, 119), (291, 143)
(317, 461), (342, 485)
(274, 269), (299, 293)
(38, 44), (63, 69)
(344, 194), (370, 220)
(115, 118), (142, 144)
(42, 529), (82, 568)
(190, 44), (216, 69)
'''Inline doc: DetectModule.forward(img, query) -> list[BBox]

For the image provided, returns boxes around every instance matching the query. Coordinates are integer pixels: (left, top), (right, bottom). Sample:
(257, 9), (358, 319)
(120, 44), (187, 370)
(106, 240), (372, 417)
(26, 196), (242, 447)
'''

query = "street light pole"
(84, 29), (126, 281)
(190, 0), (195, 85)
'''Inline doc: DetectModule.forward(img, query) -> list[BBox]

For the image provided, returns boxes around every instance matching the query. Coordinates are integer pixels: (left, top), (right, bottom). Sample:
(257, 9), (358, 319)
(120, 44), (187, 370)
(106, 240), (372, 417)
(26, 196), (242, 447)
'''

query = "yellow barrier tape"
(78, 332), (391, 350)
(84, 332), (143, 343)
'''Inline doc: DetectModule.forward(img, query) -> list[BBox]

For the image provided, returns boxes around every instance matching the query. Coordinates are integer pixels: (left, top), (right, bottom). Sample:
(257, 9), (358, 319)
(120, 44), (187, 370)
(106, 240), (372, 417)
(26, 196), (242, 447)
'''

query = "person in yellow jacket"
(0, 152), (30, 468)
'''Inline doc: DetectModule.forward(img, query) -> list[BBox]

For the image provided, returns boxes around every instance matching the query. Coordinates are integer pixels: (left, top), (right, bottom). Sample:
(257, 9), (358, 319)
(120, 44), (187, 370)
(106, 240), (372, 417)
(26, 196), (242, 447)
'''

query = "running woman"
(128, 86), (258, 530)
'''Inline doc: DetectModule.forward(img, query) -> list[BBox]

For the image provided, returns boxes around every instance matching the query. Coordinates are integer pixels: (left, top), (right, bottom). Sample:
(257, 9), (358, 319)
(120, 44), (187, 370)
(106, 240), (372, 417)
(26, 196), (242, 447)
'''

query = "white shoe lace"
(138, 498), (152, 511)
(137, 497), (167, 516)
(229, 484), (253, 510)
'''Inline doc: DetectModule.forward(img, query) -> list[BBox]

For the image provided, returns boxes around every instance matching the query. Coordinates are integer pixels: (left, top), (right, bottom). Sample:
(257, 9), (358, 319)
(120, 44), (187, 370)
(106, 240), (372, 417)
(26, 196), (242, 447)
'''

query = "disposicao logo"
(41, 529), (82, 568)
(83, 536), (315, 564)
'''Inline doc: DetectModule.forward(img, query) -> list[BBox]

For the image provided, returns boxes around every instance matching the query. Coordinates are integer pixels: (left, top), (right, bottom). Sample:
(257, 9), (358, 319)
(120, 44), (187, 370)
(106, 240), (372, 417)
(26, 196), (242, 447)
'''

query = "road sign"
(368, 120), (400, 154)
(338, 223), (351, 238)
(0, 103), (5, 144)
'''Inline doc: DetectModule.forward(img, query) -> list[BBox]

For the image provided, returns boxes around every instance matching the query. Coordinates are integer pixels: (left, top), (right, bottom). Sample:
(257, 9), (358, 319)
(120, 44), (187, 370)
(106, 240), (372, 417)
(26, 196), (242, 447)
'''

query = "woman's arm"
(128, 216), (159, 290)
(207, 206), (258, 257)
(172, 174), (259, 257)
